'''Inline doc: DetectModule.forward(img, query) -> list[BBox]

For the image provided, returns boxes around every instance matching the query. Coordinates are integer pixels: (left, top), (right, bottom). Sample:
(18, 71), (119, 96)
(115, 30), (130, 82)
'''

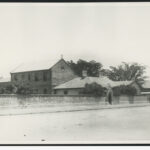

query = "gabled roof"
(141, 80), (150, 89)
(54, 76), (133, 89)
(11, 59), (62, 73)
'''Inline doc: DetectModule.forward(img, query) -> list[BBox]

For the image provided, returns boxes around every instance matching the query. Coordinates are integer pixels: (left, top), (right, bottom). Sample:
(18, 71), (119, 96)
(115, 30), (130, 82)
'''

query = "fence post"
(147, 95), (150, 103)
(129, 96), (134, 104)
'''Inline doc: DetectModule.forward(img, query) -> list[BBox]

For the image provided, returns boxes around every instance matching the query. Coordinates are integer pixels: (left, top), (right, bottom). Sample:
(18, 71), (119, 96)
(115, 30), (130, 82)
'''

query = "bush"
(121, 85), (137, 96)
(0, 88), (4, 94)
(81, 82), (105, 97)
(4, 85), (14, 94)
(16, 85), (32, 95)
(0, 85), (14, 94)
(113, 85), (137, 96)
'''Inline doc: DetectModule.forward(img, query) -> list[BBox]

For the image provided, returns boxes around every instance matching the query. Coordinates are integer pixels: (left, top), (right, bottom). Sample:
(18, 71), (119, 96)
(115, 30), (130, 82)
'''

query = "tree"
(106, 62), (147, 85)
(68, 59), (103, 77)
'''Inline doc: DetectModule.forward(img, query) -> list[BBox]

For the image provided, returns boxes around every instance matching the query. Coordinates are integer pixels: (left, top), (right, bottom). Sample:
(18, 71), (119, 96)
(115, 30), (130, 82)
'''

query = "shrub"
(121, 85), (137, 96)
(81, 82), (105, 97)
(16, 85), (32, 95)
(113, 85), (137, 96)
(4, 85), (14, 94)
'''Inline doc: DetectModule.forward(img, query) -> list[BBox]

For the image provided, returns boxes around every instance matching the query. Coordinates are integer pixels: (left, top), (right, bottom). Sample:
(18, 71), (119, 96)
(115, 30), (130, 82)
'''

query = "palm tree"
(106, 62), (147, 85)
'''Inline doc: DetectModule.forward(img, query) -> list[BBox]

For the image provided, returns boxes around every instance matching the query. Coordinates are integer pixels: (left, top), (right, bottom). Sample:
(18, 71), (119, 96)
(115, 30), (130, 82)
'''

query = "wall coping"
(0, 94), (148, 98)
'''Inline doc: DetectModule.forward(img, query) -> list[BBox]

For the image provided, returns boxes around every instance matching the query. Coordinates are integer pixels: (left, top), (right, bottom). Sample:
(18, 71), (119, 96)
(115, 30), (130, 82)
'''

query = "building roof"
(0, 77), (11, 83)
(141, 80), (150, 89)
(11, 59), (61, 73)
(54, 76), (133, 89)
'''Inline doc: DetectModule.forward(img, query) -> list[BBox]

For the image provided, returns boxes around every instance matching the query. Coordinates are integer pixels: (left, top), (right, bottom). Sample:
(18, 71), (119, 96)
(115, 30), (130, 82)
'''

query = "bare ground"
(0, 106), (150, 144)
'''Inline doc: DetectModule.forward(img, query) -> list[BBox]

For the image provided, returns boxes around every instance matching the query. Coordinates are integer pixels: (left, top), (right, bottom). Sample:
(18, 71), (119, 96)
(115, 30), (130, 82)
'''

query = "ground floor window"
(64, 90), (68, 95)
(43, 88), (48, 94)
(54, 90), (57, 94)
(33, 89), (38, 94)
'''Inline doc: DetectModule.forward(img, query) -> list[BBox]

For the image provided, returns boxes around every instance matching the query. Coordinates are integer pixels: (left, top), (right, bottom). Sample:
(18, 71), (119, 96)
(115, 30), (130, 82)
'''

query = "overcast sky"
(0, 3), (150, 78)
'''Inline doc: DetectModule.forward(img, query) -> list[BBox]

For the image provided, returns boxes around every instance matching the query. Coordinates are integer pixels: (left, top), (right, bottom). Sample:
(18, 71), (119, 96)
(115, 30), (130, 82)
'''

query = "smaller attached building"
(53, 76), (136, 95)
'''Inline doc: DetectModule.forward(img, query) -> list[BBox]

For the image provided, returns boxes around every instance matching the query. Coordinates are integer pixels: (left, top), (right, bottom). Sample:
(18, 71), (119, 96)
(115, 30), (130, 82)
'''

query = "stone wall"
(113, 95), (149, 104)
(0, 94), (149, 107)
(0, 95), (106, 107)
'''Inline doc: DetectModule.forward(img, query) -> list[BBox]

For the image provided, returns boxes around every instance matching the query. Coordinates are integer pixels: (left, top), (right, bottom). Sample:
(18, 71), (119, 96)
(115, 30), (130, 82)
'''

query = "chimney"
(82, 70), (87, 78)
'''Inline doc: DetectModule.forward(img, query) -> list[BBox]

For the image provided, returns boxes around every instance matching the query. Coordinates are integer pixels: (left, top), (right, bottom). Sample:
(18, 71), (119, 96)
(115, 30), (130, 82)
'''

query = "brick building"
(0, 58), (148, 95)
(53, 76), (137, 95)
(10, 58), (77, 94)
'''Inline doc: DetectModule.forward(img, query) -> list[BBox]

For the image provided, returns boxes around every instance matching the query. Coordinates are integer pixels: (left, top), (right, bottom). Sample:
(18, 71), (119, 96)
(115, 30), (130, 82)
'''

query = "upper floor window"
(14, 75), (18, 81)
(43, 72), (47, 81)
(28, 74), (31, 81)
(34, 73), (39, 81)
(61, 66), (65, 71)
(21, 74), (25, 80)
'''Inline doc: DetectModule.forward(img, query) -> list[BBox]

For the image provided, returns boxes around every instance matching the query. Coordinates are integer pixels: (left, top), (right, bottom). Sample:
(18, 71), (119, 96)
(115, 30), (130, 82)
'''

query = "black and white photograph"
(0, 2), (149, 145)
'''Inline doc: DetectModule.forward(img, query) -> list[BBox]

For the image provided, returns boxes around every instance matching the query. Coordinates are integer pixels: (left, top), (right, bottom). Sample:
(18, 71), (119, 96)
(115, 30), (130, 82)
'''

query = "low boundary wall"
(0, 94), (149, 107)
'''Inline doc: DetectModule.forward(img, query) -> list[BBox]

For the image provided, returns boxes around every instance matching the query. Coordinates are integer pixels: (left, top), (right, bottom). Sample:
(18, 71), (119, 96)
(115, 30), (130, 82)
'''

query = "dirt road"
(0, 106), (150, 144)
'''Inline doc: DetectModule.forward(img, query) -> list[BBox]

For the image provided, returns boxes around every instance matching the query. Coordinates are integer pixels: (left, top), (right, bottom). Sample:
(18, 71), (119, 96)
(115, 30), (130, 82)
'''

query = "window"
(31, 89), (33, 94)
(43, 72), (47, 81)
(14, 75), (17, 81)
(64, 90), (68, 95)
(28, 74), (31, 81)
(21, 74), (25, 80)
(43, 88), (47, 94)
(54, 90), (57, 94)
(34, 73), (39, 81)
(61, 66), (65, 71)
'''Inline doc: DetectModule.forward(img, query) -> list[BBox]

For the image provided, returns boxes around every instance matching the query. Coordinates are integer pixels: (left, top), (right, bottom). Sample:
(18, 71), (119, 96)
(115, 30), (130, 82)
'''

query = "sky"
(0, 3), (150, 78)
